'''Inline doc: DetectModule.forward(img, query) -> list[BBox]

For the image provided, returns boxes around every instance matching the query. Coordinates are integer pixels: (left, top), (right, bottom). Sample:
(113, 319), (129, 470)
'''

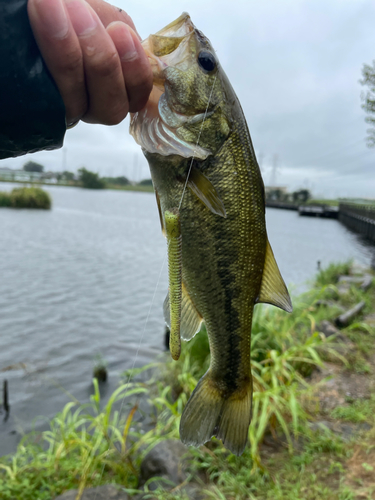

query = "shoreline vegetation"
(1, 170), (375, 211)
(2, 176), (375, 207)
(0, 168), (154, 194)
(0, 187), (51, 209)
(2, 165), (375, 209)
(1, 261), (375, 499)
(0, 176), (154, 193)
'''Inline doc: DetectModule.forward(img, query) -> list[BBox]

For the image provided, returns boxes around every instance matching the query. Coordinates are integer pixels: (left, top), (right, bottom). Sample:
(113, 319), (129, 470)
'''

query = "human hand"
(27, 0), (153, 126)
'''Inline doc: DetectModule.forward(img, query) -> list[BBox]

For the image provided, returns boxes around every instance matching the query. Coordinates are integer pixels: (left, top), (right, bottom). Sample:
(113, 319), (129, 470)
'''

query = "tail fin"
(179, 372), (252, 456)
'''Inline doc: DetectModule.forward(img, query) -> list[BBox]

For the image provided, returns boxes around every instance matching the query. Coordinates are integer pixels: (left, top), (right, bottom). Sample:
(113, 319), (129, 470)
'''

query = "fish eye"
(197, 51), (216, 73)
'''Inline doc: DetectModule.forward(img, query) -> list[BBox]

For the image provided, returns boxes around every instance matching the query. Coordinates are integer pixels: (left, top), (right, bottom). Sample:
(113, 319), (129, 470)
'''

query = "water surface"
(0, 183), (373, 454)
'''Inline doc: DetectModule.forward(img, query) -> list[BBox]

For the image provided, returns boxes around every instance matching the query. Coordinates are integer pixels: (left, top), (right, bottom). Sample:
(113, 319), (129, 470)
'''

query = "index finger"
(85, 0), (140, 36)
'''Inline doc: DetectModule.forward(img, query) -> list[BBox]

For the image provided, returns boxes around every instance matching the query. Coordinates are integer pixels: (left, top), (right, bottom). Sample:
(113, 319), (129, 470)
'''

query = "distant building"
(0, 167), (43, 182)
(265, 186), (289, 201)
(42, 171), (58, 183)
(264, 186), (288, 196)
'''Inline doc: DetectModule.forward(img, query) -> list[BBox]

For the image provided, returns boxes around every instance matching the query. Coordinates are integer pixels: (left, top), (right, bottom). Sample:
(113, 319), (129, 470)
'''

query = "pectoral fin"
(256, 240), (293, 313)
(164, 283), (203, 342)
(165, 209), (182, 360)
(187, 165), (227, 218)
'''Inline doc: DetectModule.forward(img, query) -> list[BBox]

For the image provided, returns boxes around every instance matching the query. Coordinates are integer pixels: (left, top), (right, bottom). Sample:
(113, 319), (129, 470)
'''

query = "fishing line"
(117, 251), (167, 418)
(92, 253), (167, 500)
(93, 64), (217, 500)
(178, 74), (218, 210)
(115, 75), (217, 423)
(116, 76), (217, 422)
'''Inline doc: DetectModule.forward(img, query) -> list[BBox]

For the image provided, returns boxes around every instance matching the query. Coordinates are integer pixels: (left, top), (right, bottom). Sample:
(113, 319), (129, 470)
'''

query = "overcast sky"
(2, 0), (375, 198)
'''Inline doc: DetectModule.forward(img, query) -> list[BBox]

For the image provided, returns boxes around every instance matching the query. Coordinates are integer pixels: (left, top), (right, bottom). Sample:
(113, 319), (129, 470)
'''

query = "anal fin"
(164, 282), (203, 341)
(256, 239), (293, 313)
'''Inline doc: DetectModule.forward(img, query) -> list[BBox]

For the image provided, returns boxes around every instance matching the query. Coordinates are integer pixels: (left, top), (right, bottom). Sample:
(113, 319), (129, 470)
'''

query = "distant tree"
(103, 175), (130, 186)
(78, 168), (105, 189)
(138, 178), (153, 186)
(62, 171), (75, 182)
(360, 60), (375, 147)
(292, 189), (311, 203)
(23, 161), (44, 172)
(266, 188), (283, 201)
(114, 176), (129, 185)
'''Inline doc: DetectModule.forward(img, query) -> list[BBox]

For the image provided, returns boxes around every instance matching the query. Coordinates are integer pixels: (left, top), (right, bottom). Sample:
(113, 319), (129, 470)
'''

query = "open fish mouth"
(129, 13), (213, 159)
(141, 13), (197, 90)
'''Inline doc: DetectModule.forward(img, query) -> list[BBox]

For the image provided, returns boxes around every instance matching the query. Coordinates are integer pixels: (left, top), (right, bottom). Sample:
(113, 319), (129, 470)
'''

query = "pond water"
(0, 182), (374, 455)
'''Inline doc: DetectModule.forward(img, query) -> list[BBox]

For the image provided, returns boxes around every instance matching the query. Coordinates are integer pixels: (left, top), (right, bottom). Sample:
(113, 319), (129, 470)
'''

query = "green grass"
(1, 260), (374, 499)
(0, 381), (147, 499)
(0, 191), (12, 207)
(331, 396), (375, 424)
(0, 177), (154, 193)
(105, 184), (154, 193)
(0, 187), (51, 209)
(315, 261), (352, 287)
(307, 199), (339, 207)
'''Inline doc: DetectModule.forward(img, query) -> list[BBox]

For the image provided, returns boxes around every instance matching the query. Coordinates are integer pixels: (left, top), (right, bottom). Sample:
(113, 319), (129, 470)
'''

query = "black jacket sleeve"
(0, 0), (66, 160)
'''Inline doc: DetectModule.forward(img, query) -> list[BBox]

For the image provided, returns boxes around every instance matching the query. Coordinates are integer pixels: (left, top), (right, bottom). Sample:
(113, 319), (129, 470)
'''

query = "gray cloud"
(2, 0), (374, 197)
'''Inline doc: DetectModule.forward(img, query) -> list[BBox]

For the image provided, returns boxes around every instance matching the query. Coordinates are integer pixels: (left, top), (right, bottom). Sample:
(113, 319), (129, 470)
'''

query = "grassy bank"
(105, 183), (154, 193)
(0, 178), (154, 193)
(307, 198), (339, 207)
(0, 262), (374, 499)
(0, 187), (51, 209)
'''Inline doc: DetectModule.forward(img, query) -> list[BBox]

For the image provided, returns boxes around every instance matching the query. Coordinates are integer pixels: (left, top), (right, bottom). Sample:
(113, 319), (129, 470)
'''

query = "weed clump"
(315, 261), (352, 287)
(0, 191), (12, 207)
(0, 381), (146, 499)
(0, 187), (51, 209)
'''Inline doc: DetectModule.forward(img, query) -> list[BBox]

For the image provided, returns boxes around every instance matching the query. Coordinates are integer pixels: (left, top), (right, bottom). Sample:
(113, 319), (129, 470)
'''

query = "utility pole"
(62, 147), (67, 172)
(270, 154), (278, 187)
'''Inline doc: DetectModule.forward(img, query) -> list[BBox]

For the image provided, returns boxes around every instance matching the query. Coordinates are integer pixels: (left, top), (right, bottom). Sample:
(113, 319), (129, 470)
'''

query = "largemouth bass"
(130, 13), (292, 456)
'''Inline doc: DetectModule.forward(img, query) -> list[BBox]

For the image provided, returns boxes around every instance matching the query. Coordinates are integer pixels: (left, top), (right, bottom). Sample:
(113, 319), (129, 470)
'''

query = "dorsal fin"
(187, 165), (227, 218)
(164, 282), (203, 341)
(256, 240), (293, 313)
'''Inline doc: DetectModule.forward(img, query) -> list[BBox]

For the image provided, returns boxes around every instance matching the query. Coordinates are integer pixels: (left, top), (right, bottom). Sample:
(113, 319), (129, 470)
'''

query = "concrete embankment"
(339, 203), (375, 244)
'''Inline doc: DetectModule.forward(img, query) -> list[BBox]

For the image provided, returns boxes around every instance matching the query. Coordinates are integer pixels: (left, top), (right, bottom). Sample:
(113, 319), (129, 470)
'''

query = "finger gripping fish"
(130, 13), (292, 456)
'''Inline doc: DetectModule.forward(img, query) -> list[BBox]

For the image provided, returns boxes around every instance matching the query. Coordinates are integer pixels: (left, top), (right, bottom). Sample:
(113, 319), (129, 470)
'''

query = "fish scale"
(130, 13), (292, 455)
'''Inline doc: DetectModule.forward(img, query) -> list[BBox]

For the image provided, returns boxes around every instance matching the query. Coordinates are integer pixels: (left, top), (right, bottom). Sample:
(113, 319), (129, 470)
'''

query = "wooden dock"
(266, 201), (298, 211)
(266, 201), (339, 218)
(339, 203), (375, 243)
(298, 205), (339, 219)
